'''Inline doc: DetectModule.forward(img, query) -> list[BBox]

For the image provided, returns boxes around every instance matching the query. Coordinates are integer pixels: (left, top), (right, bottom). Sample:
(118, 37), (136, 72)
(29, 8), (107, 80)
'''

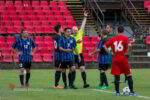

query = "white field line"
(92, 89), (150, 100)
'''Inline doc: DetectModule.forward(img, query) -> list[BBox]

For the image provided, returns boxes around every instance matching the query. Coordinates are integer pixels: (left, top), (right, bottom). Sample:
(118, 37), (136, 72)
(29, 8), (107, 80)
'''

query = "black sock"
(115, 75), (120, 93)
(103, 72), (108, 86)
(26, 73), (30, 84)
(81, 71), (87, 85)
(72, 71), (76, 83)
(68, 72), (72, 86)
(19, 75), (24, 85)
(125, 75), (128, 81)
(127, 76), (134, 93)
(100, 72), (104, 86)
(62, 72), (67, 86)
(55, 71), (61, 86)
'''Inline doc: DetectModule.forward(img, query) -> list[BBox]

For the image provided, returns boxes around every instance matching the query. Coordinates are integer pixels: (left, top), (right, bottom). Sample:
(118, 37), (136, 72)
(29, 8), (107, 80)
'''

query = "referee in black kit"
(12, 30), (36, 88)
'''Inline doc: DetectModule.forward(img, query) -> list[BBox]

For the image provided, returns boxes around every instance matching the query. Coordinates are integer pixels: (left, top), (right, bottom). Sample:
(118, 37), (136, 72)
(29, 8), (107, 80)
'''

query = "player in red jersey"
(104, 26), (137, 96)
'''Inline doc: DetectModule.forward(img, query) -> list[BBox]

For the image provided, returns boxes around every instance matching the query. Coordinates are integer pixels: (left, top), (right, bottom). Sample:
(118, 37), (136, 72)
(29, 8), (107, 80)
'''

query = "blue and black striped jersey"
(12, 37), (36, 62)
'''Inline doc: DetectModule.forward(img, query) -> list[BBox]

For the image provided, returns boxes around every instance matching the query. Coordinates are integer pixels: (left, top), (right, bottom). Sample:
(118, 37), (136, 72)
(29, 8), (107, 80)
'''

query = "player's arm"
(12, 40), (19, 54)
(59, 47), (72, 52)
(59, 37), (72, 52)
(31, 40), (36, 55)
(79, 11), (88, 31)
(104, 39), (112, 54)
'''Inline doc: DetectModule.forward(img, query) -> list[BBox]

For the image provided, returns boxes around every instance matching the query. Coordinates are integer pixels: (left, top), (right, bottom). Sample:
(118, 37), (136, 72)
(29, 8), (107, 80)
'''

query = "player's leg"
(24, 62), (32, 88)
(60, 62), (68, 89)
(54, 61), (62, 88)
(114, 75), (120, 96)
(19, 63), (24, 87)
(78, 54), (90, 88)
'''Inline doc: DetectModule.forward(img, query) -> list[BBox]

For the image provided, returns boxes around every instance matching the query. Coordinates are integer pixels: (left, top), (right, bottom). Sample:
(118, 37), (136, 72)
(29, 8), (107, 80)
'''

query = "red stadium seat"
(0, 27), (7, 34)
(40, 1), (49, 6)
(37, 43), (48, 50)
(41, 21), (50, 26)
(0, 1), (5, 6)
(24, 6), (33, 10)
(42, 6), (50, 11)
(146, 36), (150, 44)
(91, 36), (98, 43)
(25, 27), (35, 34)
(36, 11), (45, 16)
(43, 55), (53, 62)
(35, 36), (44, 43)
(32, 21), (41, 26)
(84, 53), (91, 62)
(54, 11), (62, 16)
(35, 27), (44, 34)
(33, 6), (42, 11)
(5, 1), (14, 6)
(14, 1), (23, 6)
(50, 6), (59, 11)
(41, 50), (53, 56)
(43, 26), (53, 33)
(17, 11), (26, 16)
(23, 21), (33, 27)
(7, 6), (16, 11)
(3, 16), (11, 21)
(7, 27), (17, 34)
(0, 36), (5, 44)
(44, 36), (52, 44)
(47, 43), (53, 50)
(3, 55), (13, 62)
(32, 1), (40, 6)
(7, 36), (16, 44)
(23, 1), (31, 6)
(144, 1), (150, 8)
(84, 36), (90, 43)
(50, 1), (57, 6)
(33, 55), (43, 62)
(58, 1), (66, 6)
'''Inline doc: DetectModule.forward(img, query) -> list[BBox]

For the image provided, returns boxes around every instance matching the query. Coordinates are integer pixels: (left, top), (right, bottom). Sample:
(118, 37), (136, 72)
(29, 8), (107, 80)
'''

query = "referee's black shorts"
(74, 54), (85, 67)
(19, 62), (32, 69)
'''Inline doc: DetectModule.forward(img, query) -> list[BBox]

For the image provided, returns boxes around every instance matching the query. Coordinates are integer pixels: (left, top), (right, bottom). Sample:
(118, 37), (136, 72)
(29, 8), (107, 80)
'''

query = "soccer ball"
(123, 87), (130, 96)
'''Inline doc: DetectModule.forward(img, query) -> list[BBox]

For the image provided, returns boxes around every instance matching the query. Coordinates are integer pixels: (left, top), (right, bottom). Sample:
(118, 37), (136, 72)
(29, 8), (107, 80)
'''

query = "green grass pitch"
(0, 69), (150, 100)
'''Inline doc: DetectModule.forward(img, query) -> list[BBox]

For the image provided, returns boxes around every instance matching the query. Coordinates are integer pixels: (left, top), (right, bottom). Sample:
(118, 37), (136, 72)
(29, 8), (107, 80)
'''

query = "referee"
(12, 30), (36, 88)
(71, 11), (90, 88)
(59, 28), (76, 89)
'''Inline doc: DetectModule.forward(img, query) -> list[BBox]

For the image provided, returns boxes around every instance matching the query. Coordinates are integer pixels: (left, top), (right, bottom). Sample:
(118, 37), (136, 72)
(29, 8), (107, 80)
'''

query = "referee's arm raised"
(79, 11), (88, 31)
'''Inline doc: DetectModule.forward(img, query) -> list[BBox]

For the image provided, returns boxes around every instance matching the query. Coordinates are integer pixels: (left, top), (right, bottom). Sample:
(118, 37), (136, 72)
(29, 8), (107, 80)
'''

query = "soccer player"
(104, 26), (137, 96)
(53, 24), (64, 88)
(71, 11), (90, 88)
(12, 30), (36, 88)
(89, 30), (109, 89)
(59, 28), (76, 89)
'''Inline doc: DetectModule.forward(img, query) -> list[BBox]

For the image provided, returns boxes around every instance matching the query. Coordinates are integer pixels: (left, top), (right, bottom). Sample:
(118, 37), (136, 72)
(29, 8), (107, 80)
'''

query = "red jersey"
(104, 35), (128, 56)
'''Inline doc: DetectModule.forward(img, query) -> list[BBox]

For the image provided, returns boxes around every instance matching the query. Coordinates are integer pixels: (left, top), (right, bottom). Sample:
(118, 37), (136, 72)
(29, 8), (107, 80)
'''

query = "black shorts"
(60, 61), (74, 69)
(54, 60), (61, 68)
(19, 62), (32, 69)
(74, 54), (85, 67)
(99, 64), (109, 71)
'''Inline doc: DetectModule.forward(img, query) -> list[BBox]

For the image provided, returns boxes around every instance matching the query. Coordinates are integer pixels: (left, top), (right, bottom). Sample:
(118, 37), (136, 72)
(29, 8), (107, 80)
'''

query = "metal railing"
(85, 0), (104, 28)
(121, 0), (140, 27)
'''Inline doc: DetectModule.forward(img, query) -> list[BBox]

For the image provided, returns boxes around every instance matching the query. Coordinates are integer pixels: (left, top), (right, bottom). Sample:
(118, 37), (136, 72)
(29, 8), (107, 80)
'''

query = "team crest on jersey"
(27, 42), (30, 45)
(70, 40), (73, 44)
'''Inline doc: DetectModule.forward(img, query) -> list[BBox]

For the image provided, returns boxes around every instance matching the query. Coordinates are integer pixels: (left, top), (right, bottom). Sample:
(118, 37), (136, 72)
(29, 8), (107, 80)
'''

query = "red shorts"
(111, 56), (131, 75)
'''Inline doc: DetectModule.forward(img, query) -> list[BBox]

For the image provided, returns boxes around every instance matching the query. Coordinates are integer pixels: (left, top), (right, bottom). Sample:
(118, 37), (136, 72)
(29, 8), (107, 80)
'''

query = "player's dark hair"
(54, 24), (61, 33)
(20, 29), (27, 34)
(64, 28), (71, 32)
(118, 26), (124, 33)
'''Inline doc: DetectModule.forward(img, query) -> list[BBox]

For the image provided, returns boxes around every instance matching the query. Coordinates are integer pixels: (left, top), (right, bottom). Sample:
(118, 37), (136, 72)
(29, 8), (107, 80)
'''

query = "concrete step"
(129, 56), (150, 62)
(129, 62), (150, 68)
(132, 49), (149, 56)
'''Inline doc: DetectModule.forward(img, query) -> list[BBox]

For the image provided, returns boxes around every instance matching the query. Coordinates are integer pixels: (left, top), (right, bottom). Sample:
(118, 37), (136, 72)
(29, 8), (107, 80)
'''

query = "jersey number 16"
(114, 41), (123, 52)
